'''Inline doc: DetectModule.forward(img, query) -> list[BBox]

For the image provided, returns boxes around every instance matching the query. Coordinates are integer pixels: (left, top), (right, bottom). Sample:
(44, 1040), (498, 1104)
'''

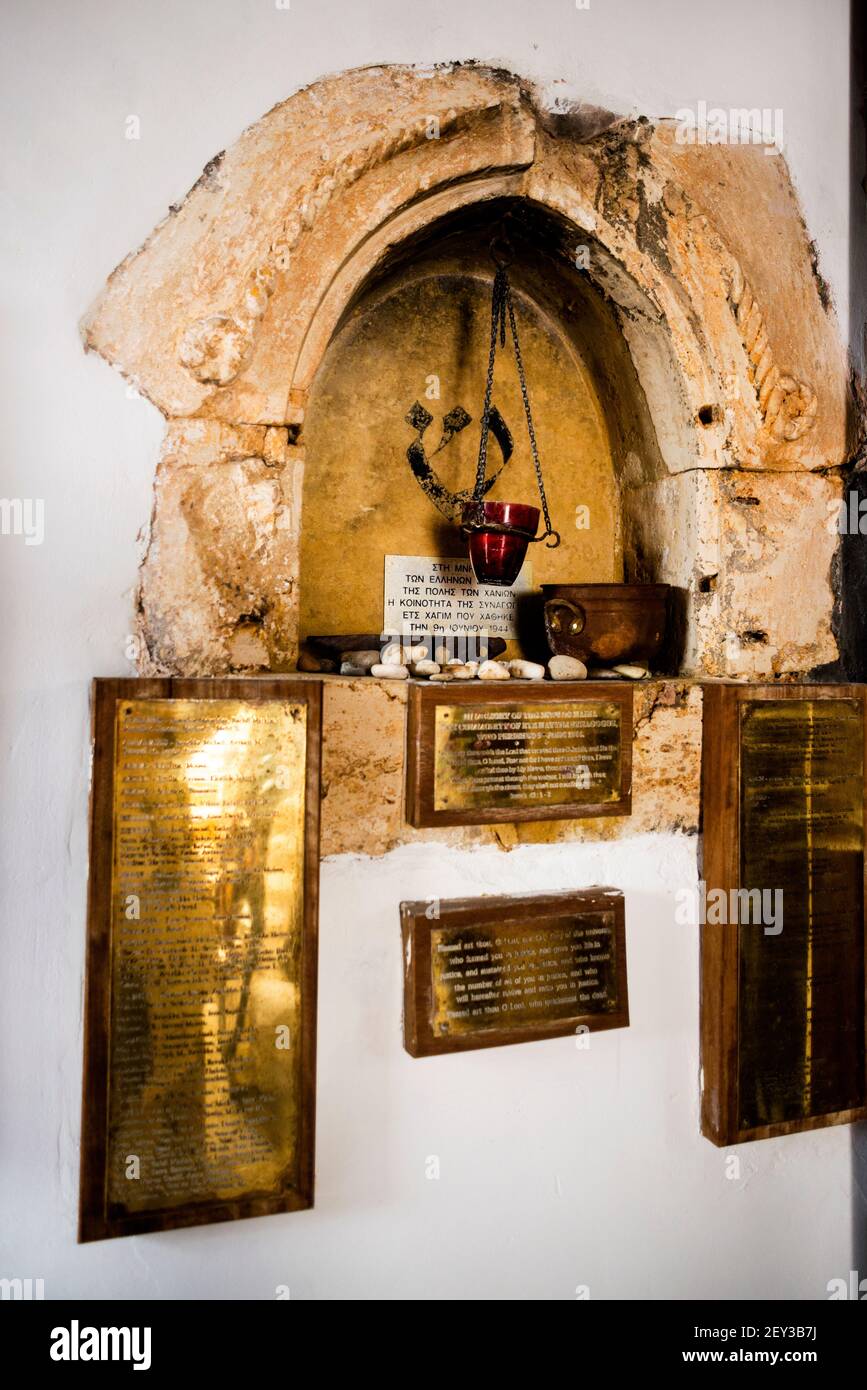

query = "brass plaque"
(406, 683), (632, 826)
(738, 699), (866, 1130)
(434, 701), (621, 811)
(79, 680), (321, 1241)
(402, 891), (629, 1056)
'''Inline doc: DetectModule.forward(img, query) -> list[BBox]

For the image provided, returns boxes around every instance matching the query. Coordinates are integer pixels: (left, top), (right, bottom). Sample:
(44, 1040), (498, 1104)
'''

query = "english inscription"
(79, 680), (320, 1241)
(401, 890), (629, 1056)
(434, 701), (621, 812)
(431, 916), (619, 1036)
(738, 699), (865, 1130)
(406, 683), (632, 827)
(699, 683), (867, 1146)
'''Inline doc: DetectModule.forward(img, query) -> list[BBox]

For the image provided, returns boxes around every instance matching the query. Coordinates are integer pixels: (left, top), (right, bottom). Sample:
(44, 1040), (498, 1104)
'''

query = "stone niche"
(300, 198), (641, 643)
(82, 64), (854, 852)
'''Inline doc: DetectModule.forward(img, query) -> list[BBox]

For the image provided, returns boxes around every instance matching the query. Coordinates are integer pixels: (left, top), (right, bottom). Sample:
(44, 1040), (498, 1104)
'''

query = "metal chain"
(471, 268), (507, 513)
(472, 264), (560, 547)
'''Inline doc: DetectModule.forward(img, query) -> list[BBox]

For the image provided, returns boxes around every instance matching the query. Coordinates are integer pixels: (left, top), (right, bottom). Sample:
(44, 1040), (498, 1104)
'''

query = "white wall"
(0, 0), (860, 1301)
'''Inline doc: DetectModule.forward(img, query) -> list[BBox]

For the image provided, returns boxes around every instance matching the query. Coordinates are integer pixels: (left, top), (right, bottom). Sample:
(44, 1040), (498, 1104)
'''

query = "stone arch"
(83, 62), (846, 677)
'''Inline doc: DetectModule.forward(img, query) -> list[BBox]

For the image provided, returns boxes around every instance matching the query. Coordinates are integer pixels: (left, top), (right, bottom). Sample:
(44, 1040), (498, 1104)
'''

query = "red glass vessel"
(463, 500), (540, 586)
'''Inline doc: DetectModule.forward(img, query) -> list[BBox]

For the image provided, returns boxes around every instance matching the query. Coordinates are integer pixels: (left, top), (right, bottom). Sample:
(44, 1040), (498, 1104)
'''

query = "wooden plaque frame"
(79, 678), (322, 1241)
(700, 682), (867, 1146)
(401, 889), (629, 1057)
(405, 681), (633, 827)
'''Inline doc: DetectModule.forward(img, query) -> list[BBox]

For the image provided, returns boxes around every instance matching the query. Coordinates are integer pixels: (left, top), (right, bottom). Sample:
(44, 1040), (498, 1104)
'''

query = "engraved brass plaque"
(431, 915), (620, 1037)
(79, 680), (321, 1241)
(738, 699), (866, 1130)
(433, 699), (623, 814)
(406, 683), (632, 826)
(110, 698), (306, 1213)
(401, 890), (629, 1056)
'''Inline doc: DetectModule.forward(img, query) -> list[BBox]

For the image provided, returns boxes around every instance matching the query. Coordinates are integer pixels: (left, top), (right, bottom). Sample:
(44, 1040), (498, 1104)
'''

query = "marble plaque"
(384, 554), (531, 642)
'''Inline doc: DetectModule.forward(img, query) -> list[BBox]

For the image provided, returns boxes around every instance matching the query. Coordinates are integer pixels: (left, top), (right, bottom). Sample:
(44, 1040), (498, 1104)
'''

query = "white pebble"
(548, 655), (588, 681)
(428, 672), (455, 682)
(588, 668), (620, 679)
(370, 663), (409, 680)
(478, 660), (511, 681)
(613, 663), (649, 679)
(379, 641), (408, 665)
(508, 659), (546, 680)
(449, 665), (476, 680)
(409, 659), (441, 676)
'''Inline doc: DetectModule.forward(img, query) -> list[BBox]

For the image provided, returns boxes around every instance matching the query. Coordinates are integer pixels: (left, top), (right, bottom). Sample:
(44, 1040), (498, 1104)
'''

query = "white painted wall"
(0, 0), (861, 1300)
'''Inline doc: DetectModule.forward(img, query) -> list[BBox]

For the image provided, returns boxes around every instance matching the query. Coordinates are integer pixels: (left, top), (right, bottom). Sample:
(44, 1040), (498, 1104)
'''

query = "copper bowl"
(542, 583), (670, 667)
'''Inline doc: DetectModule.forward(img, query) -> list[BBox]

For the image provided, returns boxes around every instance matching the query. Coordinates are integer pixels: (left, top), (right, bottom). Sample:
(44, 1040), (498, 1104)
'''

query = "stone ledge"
(317, 675), (703, 856)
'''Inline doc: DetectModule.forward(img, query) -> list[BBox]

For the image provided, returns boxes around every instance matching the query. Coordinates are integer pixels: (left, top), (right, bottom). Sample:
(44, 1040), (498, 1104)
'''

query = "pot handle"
(544, 597), (586, 638)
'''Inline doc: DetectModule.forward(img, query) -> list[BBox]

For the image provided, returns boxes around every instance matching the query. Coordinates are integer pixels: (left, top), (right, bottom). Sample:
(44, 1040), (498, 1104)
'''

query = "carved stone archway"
(83, 63), (849, 677)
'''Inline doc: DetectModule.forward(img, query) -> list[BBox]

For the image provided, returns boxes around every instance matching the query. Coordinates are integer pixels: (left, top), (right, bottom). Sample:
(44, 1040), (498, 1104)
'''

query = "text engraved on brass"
(433, 701), (622, 813)
(430, 913), (620, 1039)
(107, 698), (308, 1218)
(738, 699), (866, 1130)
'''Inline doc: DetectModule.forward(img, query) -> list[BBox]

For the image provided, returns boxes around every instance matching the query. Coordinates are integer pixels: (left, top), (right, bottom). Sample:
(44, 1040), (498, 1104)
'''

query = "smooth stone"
(508, 659), (546, 680)
(588, 667), (620, 679)
(342, 649), (380, 670)
(428, 672), (455, 682)
(340, 661), (369, 676)
(449, 665), (475, 680)
(370, 663), (409, 680)
(478, 660), (511, 680)
(409, 659), (440, 676)
(379, 641), (409, 665)
(434, 645), (452, 664)
(548, 655), (588, 681)
(407, 643), (429, 661)
(613, 663), (649, 679)
(298, 650), (335, 672)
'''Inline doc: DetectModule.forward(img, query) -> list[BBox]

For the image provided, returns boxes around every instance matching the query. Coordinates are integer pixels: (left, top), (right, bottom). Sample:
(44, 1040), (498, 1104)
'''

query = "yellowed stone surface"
(301, 264), (619, 640)
(319, 676), (702, 857)
(137, 421), (302, 674)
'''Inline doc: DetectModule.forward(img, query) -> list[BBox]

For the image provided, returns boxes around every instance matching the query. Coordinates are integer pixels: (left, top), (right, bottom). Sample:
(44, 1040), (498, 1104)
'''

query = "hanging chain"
(470, 262), (561, 547)
(470, 267), (507, 515)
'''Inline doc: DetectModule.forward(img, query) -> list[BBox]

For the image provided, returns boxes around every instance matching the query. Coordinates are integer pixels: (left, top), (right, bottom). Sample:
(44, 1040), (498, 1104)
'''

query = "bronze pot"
(542, 583), (670, 667)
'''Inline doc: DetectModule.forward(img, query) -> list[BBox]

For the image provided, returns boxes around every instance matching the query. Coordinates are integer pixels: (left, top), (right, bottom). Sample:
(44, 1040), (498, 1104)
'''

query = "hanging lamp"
(461, 240), (560, 585)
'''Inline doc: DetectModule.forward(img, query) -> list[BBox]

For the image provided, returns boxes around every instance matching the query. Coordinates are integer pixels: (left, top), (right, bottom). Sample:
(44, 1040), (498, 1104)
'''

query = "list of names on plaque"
(107, 698), (308, 1216)
(434, 701), (622, 812)
(430, 914), (620, 1037)
(738, 699), (866, 1129)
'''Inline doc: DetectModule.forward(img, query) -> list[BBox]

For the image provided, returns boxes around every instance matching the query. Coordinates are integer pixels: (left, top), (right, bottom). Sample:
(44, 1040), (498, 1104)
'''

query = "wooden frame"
(79, 678), (322, 1241)
(405, 681), (633, 827)
(401, 889), (629, 1057)
(700, 682), (867, 1146)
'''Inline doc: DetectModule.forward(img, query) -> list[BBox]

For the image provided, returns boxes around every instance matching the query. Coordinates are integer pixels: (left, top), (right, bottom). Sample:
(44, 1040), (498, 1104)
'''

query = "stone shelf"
(313, 674), (703, 856)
